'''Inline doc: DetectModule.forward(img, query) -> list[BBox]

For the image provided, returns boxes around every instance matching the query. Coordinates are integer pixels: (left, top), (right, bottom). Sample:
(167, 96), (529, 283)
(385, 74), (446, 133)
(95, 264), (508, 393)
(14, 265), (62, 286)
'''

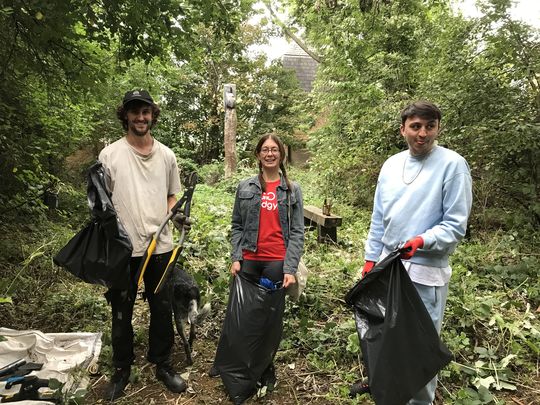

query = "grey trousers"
(408, 282), (449, 405)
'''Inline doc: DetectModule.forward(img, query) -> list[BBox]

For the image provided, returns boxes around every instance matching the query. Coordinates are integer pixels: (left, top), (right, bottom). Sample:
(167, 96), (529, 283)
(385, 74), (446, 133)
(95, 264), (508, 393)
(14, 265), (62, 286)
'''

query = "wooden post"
(223, 84), (237, 178)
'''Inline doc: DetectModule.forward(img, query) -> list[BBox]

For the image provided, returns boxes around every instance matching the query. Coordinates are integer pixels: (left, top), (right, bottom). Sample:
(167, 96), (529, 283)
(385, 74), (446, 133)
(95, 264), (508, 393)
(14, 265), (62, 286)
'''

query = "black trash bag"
(345, 250), (452, 405)
(53, 161), (132, 289)
(214, 274), (285, 405)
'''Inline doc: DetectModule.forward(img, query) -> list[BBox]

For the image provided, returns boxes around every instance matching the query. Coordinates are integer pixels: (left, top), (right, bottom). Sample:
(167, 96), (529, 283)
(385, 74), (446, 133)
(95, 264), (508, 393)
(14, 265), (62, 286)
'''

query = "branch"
(0, 18), (19, 79)
(261, 1), (323, 63)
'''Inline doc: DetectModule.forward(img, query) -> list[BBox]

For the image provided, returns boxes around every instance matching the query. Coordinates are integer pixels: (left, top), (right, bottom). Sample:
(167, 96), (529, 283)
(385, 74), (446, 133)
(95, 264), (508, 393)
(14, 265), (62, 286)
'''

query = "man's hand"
(230, 261), (241, 276)
(361, 261), (375, 278)
(172, 212), (192, 232)
(400, 236), (424, 259)
(283, 274), (296, 288)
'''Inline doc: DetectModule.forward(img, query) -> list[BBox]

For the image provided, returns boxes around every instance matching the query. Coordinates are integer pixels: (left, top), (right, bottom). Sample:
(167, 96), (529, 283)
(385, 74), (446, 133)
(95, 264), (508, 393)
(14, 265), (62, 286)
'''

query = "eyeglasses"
(260, 147), (280, 155)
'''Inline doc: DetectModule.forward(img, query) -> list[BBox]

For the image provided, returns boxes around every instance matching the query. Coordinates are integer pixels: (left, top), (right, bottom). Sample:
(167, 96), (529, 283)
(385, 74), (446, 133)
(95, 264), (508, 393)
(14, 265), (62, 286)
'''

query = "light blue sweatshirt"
(365, 146), (472, 268)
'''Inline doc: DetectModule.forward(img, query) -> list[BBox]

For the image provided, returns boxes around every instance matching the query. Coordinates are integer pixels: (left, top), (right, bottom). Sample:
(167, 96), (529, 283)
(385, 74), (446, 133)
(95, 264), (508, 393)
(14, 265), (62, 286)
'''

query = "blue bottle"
(259, 277), (276, 290)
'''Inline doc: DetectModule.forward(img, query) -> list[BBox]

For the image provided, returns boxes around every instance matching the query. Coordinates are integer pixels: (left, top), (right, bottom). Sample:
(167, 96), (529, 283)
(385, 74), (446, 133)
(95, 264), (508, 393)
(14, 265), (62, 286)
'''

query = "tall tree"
(285, 0), (540, 225)
(0, 0), (256, 213)
(156, 22), (307, 165)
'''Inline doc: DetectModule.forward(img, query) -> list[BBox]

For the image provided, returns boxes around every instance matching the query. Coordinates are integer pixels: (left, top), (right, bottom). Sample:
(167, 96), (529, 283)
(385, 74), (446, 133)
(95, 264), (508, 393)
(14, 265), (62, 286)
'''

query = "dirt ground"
(86, 330), (540, 405)
(85, 300), (367, 405)
(85, 317), (540, 405)
(87, 342), (352, 405)
(2, 297), (538, 404)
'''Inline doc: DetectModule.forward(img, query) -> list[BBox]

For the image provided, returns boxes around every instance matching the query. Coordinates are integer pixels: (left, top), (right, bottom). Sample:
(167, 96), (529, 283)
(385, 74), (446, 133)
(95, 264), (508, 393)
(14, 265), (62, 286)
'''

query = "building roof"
(282, 42), (318, 92)
(283, 42), (314, 58)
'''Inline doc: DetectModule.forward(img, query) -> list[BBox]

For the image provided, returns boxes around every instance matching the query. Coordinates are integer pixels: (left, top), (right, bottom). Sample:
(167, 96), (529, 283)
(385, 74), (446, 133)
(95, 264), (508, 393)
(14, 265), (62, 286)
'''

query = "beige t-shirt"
(99, 137), (181, 256)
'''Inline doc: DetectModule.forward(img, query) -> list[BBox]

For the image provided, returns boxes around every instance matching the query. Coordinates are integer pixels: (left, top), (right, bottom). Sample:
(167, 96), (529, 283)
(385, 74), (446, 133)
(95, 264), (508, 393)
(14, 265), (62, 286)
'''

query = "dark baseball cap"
(122, 89), (155, 106)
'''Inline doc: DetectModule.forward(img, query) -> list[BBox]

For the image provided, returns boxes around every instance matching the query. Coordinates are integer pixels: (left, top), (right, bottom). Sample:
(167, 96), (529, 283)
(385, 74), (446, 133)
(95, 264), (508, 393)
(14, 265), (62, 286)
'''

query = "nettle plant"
(442, 240), (540, 402)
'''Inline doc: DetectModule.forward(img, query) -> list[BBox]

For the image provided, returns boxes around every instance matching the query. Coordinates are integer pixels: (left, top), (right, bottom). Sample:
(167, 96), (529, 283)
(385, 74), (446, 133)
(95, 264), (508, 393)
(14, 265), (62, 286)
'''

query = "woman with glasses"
(211, 133), (305, 404)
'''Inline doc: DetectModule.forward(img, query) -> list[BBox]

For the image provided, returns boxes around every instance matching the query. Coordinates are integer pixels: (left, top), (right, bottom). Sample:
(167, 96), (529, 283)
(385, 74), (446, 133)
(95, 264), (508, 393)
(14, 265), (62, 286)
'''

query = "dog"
(170, 265), (211, 365)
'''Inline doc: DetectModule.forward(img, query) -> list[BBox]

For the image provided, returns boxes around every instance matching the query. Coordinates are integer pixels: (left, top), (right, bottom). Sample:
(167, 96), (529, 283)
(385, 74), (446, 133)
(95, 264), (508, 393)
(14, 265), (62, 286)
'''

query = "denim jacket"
(230, 175), (304, 275)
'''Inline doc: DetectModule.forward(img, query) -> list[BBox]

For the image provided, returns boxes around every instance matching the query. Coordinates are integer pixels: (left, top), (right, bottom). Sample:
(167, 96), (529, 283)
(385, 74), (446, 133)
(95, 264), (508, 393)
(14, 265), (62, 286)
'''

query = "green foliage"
(415, 1), (540, 227)
(286, 0), (540, 226)
(1, 0), (286, 219)
(1, 0), (539, 402)
(154, 24), (310, 164)
(182, 180), (237, 301)
(0, 162), (539, 403)
(197, 161), (226, 185)
(39, 286), (110, 332)
(438, 235), (539, 402)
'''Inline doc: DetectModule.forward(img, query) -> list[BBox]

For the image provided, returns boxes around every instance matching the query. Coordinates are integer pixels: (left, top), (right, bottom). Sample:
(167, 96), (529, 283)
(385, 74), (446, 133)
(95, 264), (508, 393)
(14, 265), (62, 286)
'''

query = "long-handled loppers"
(134, 172), (198, 293)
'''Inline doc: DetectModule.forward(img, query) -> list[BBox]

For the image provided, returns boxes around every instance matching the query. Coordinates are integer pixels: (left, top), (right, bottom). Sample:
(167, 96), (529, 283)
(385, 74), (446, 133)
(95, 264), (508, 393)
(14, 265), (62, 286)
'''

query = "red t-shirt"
(243, 179), (286, 261)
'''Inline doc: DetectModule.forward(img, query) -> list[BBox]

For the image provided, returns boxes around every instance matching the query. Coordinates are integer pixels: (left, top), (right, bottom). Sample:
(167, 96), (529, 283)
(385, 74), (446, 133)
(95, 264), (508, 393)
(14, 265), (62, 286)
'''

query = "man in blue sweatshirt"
(361, 101), (473, 404)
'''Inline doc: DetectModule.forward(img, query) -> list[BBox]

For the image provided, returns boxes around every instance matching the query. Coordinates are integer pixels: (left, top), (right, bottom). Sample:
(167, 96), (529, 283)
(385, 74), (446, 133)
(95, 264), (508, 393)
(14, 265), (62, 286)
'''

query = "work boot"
(103, 367), (130, 401)
(156, 362), (187, 393)
(349, 378), (370, 398)
(208, 364), (220, 378)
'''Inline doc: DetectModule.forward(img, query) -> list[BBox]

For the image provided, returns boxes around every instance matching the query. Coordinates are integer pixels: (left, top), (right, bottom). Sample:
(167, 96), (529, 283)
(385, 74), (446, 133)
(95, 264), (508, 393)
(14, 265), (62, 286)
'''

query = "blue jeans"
(408, 282), (449, 405)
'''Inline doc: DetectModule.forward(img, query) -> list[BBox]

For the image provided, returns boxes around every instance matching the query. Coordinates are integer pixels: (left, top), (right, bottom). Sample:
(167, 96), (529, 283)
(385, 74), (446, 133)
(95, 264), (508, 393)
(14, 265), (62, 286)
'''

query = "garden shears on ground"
(134, 172), (198, 294)
(0, 375), (56, 403)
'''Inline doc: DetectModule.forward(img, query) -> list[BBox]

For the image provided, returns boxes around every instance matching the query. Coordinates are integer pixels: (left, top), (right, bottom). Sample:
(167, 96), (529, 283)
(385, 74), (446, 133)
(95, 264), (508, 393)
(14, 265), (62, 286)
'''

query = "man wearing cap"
(99, 90), (187, 400)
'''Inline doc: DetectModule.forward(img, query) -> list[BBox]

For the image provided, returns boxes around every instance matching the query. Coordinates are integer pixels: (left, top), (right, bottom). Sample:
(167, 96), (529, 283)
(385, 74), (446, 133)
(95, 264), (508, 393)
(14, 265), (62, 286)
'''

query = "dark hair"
(255, 133), (292, 192)
(400, 101), (442, 125)
(116, 100), (161, 131)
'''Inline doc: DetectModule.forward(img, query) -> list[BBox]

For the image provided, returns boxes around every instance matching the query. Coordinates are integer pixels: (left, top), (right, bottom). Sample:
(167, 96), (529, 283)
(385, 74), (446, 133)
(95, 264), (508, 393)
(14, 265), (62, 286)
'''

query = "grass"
(0, 163), (539, 404)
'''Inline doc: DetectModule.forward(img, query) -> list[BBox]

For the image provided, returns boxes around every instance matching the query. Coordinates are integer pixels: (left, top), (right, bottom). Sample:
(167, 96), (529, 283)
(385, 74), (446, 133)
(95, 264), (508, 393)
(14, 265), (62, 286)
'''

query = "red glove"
(361, 261), (375, 278)
(400, 236), (424, 259)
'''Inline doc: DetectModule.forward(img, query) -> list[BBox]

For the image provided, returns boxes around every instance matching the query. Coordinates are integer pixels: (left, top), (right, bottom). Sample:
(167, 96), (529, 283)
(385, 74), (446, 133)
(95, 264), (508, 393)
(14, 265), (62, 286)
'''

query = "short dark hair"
(116, 100), (161, 131)
(400, 101), (442, 125)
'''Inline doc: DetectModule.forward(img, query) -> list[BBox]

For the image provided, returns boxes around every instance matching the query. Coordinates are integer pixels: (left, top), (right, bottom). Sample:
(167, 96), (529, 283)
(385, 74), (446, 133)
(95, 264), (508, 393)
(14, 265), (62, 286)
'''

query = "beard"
(128, 120), (152, 137)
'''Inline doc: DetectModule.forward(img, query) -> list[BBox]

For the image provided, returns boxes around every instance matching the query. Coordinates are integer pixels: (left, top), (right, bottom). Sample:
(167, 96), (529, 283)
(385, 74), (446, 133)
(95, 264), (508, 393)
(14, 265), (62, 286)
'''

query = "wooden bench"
(303, 205), (343, 243)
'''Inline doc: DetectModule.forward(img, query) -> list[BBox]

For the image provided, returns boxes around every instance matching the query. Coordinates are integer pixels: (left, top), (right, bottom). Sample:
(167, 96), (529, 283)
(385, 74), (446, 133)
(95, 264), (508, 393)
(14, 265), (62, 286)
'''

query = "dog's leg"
(188, 299), (199, 349)
(189, 321), (196, 349)
(181, 320), (193, 366)
(183, 325), (193, 366)
(173, 304), (193, 365)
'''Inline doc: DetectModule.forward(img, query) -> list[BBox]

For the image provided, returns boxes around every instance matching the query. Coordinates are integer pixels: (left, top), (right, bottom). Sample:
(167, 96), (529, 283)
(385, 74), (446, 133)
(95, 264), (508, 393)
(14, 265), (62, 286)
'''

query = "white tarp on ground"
(0, 328), (102, 404)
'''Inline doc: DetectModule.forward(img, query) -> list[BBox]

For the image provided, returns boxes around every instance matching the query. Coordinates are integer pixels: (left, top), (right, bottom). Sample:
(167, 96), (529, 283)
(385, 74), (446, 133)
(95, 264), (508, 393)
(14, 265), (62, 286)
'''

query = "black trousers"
(240, 259), (284, 284)
(107, 251), (174, 368)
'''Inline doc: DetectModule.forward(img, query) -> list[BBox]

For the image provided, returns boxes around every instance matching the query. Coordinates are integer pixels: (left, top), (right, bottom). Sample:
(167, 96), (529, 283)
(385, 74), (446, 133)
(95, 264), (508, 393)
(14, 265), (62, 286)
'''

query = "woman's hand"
(230, 261), (241, 276)
(283, 273), (296, 288)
